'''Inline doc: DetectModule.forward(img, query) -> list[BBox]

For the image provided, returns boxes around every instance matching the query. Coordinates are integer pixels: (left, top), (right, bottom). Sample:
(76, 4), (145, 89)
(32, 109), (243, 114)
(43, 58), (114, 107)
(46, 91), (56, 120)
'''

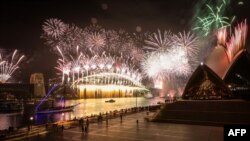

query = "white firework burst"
(85, 32), (106, 52)
(167, 46), (191, 77)
(142, 52), (166, 80)
(83, 24), (107, 54)
(142, 44), (193, 80)
(0, 50), (25, 83)
(42, 18), (68, 38)
(172, 31), (199, 57)
(142, 30), (199, 80)
(144, 30), (172, 51)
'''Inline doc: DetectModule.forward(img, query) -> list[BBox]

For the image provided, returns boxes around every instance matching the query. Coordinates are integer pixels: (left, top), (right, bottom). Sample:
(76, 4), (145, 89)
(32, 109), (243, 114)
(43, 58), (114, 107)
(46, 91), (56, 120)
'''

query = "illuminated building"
(30, 73), (46, 97)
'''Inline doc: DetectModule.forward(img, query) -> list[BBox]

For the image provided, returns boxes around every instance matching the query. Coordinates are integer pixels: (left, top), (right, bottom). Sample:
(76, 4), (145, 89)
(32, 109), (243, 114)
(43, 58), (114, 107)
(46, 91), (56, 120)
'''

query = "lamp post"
(29, 116), (34, 131)
(63, 81), (66, 107)
(134, 89), (137, 112)
(30, 116), (34, 122)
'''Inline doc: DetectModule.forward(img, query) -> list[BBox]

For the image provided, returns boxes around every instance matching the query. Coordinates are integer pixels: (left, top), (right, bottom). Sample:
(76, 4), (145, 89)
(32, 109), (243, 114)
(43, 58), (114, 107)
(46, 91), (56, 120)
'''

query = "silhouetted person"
(79, 119), (81, 125)
(101, 115), (103, 122)
(86, 118), (89, 126)
(84, 125), (88, 133)
(8, 127), (11, 133)
(82, 119), (85, 125)
(81, 125), (84, 133)
(120, 114), (123, 122)
(27, 126), (30, 132)
(98, 115), (100, 122)
(136, 120), (139, 125)
(61, 125), (64, 132)
(106, 118), (108, 126)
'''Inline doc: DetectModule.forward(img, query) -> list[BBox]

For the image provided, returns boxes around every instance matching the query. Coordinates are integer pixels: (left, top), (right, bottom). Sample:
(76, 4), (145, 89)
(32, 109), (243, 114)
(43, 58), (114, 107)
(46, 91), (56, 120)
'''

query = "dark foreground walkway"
(25, 112), (223, 141)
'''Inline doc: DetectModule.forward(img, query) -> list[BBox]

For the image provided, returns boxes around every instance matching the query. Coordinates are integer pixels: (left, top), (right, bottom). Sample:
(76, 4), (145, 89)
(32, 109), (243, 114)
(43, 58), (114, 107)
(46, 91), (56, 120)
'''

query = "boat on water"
(0, 101), (23, 113)
(36, 103), (80, 114)
(105, 99), (115, 103)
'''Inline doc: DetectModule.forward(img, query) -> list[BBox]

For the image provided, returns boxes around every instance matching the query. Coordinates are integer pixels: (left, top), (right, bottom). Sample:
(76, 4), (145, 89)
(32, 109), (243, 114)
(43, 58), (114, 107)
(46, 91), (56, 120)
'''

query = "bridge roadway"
(25, 112), (223, 141)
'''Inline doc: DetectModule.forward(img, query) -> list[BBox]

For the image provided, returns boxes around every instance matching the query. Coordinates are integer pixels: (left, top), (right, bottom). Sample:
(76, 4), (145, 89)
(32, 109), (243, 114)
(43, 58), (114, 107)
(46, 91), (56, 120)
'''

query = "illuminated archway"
(70, 72), (148, 98)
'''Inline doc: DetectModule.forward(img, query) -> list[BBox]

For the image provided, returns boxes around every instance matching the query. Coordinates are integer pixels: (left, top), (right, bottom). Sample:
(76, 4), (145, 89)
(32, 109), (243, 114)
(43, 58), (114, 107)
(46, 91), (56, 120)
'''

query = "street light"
(30, 116), (34, 121)
(29, 116), (34, 131)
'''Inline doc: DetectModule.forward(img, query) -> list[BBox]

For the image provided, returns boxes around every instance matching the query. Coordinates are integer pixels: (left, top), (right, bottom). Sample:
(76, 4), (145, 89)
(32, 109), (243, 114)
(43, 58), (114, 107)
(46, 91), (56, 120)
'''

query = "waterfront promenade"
(26, 112), (223, 141)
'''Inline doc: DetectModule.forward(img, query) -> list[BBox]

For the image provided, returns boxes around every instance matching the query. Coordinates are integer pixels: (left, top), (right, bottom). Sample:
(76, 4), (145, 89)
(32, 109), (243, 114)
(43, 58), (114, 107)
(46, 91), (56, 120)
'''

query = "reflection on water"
(0, 97), (163, 130)
(0, 113), (23, 130)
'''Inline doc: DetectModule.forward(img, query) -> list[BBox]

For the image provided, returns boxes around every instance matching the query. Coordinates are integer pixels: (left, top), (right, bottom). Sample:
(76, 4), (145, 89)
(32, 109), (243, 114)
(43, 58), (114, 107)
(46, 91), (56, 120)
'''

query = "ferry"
(105, 99), (115, 103)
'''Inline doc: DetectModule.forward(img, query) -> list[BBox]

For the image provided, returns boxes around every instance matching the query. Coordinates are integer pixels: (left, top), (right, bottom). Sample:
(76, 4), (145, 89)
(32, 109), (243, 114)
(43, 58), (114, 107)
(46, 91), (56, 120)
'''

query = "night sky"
(0, 0), (249, 83)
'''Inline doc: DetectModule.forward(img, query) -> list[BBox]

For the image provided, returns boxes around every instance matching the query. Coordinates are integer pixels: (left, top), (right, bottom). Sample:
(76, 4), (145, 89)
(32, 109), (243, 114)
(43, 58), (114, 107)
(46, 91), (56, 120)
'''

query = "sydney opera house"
(152, 23), (250, 125)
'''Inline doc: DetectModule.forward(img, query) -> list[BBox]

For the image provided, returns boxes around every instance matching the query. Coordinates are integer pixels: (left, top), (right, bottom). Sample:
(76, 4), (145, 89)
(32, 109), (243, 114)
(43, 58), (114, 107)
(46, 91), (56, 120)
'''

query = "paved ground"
(26, 112), (223, 141)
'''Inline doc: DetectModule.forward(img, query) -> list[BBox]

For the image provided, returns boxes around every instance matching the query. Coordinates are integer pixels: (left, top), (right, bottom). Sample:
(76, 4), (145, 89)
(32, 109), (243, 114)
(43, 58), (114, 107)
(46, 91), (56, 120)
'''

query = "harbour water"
(0, 97), (163, 130)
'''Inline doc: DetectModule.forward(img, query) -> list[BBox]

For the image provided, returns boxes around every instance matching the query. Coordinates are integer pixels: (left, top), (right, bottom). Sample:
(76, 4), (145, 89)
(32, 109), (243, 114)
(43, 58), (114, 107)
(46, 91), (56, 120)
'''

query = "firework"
(217, 27), (228, 46)
(142, 30), (199, 80)
(133, 32), (150, 48)
(141, 52), (165, 80)
(83, 24), (107, 54)
(142, 47), (191, 80)
(226, 20), (248, 62)
(129, 47), (144, 62)
(39, 19), (199, 90)
(144, 30), (172, 51)
(84, 24), (105, 33)
(214, 20), (248, 63)
(42, 18), (144, 62)
(61, 25), (85, 52)
(172, 31), (199, 58)
(85, 32), (106, 53)
(108, 29), (135, 55)
(193, 1), (231, 36)
(0, 50), (25, 83)
(55, 45), (142, 87)
(42, 18), (68, 38)
(41, 19), (84, 54)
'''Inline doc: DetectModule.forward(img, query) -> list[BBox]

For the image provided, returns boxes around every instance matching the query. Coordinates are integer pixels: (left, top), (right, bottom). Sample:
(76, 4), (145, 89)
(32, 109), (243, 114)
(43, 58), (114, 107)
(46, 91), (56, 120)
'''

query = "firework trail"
(217, 27), (228, 47)
(55, 45), (142, 86)
(172, 31), (199, 57)
(193, 0), (232, 36)
(0, 50), (25, 83)
(214, 20), (248, 63)
(42, 19), (85, 54)
(144, 30), (172, 51)
(226, 20), (248, 62)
